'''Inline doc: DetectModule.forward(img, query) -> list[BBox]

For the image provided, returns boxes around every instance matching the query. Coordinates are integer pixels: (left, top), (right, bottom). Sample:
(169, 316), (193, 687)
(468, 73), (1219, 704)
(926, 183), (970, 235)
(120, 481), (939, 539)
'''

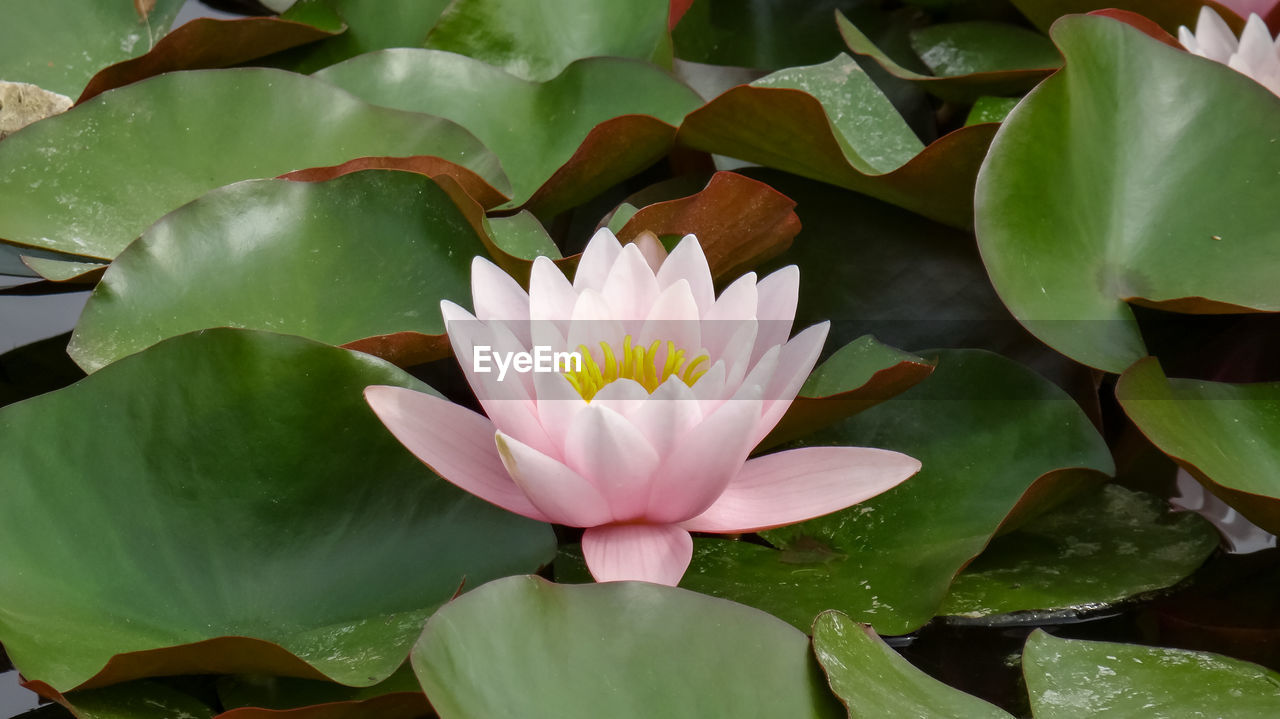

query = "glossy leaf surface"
(424, 0), (673, 81)
(0, 69), (504, 261)
(1023, 631), (1280, 717)
(315, 50), (700, 211)
(975, 15), (1280, 372)
(0, 330), (554, 692)
(812, 611), (1014, 718)
(68, 171), (484, 372)
(1117, 357), (1280, 534)
(412, 576), (843, 719)
(939, 485), (1218, 620)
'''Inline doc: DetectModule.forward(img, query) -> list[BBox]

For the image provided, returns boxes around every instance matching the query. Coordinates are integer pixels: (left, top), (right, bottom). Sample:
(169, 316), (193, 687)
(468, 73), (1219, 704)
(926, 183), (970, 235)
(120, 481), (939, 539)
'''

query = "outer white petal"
(751, 265), (799, 365)
(753, 321), (829, 445)
(471, 256), (530, 330)
(656, 234), (715, 316)
(1196, 6), (1240, 62)
(529, 255), (579, 333)
(573, 227), (623, 292)
(638, 278), (703, 358)
(701, 272), (757, 362)
(601, 242), (660, 324)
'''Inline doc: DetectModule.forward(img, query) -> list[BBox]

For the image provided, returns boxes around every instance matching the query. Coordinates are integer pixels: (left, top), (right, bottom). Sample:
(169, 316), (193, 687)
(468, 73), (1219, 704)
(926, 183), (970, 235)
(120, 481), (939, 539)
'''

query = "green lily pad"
(314, 50), (701, 213)
(1117, 357), (1280, 535)
(265, 0), (452, 74)
(1011, 0), (1246, 34)
(423, 0), (672, 82)
(974, 15), (1280, 373)
(561, 350), (1112, 634)
(966, 96), (1019, 125)
(812, 611), (1015, 718)
(0, 68), (505, 262)
(939, 485), (1219, 621)
(412, 576), (844, 719)
(78, 12), (345, 102)
(0, 329), (554, 692)
(678, 54), (998, 228)
(483, 211), (561, 262)
(1022, 631), (1280, 717)
(838, 14), (1060, 102)
(67, 170), (484, 373)
(0, 0), (183, 97)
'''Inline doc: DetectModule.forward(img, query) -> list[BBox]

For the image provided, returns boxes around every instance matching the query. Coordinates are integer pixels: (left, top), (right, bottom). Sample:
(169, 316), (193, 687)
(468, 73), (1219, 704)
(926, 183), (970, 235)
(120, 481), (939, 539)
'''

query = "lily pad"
(0, 329), (554, 692)
(264, 0), (452, 74)
(423, 0), (673, 81)
(812, 611), (1015, 718)
(0, 68), (505, 262)
(678, 54), (998, 228)
(1117, 357), (1280, 534)
(939, 485), (1219, 621)
(412, 576), (844, 719)
(67, 170), (484, 372)
(314, 50), (701, 213)
(0, 0), (183, 97)
(78, 12), (345, 102)
(562, 350), (1113, 634)
(966, 96), (1019, 125)
(1022, 631), (1280, 717)
(974, 15), (1280, 372)
(837, 14), (1060, 102)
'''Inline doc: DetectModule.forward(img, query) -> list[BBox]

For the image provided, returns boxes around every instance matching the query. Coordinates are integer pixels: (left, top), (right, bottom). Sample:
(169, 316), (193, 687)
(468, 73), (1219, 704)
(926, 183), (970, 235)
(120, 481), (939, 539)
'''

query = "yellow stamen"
(562, 334), (710, 402)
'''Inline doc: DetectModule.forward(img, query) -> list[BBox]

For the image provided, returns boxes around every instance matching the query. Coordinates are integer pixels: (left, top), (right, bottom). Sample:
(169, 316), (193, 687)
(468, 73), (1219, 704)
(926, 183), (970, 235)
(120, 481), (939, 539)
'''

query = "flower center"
(563, 335), (709, 402)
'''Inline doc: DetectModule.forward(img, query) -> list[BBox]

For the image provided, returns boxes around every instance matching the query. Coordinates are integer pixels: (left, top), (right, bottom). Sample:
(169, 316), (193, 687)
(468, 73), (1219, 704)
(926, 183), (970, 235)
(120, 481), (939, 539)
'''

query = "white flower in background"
(1179, 7), (1280, 96)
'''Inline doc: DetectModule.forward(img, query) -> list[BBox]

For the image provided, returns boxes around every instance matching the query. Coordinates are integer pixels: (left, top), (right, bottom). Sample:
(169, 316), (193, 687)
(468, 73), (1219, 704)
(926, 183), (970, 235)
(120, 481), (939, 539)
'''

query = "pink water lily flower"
(365, 229), (921, 585)
(1179, 7), (1280, 96)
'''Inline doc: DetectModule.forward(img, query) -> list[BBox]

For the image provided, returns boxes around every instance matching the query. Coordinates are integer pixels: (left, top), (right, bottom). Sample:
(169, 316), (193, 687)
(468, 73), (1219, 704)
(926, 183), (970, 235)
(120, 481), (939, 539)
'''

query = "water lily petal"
(573, 227), (623, 292)
(656, 234), (715, 316)
(701, 272), (757, 360)
(529, 255), (578, 340)
(601, 241), (661, 323)
(1194, 6), (1240, 62)
(632, 231), (668, 272)
(752, 265), (799, 364)
(679, 446), (921, 533)
(638, 278), (702, 355)
(364, 386), (549, 522)
(533, 371), (587, 460)
(755, 321), (829, 444)
(581, 524), (693, 586)
(496, 431), (614, 526)
(628, 376), (704, 456)
(472, 256), (530, 323)
(565, 403), (661, 520)
(646, 396), (763, 523)
(565, 288), (625, 353)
